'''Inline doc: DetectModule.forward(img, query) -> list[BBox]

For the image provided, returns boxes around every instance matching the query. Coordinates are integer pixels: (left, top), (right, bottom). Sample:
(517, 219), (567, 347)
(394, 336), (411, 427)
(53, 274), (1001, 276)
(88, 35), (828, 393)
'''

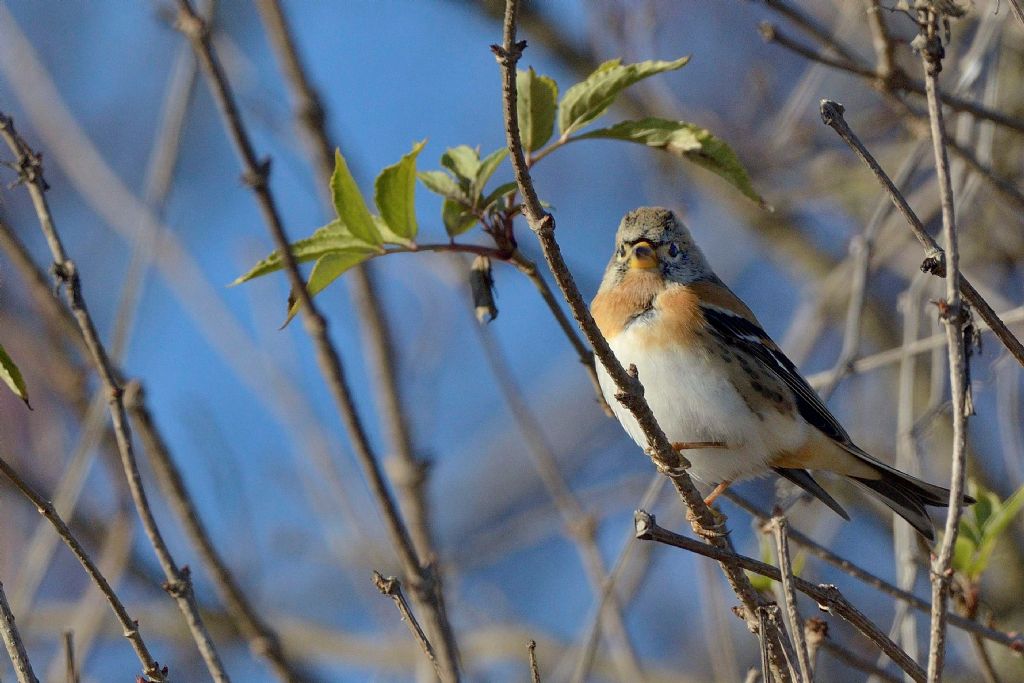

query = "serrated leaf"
(232, 220), (378, 285)
(0, 343), (29, 408)
(443, 198), (478, 236)
(440, 145), (480, 187)
(372, 216), (416, 248)
(282, 249), (374, 326)
(374, 140), (425, 241)
(558, 57), (689, 137)
(331, 148), (381, 246)
(472, 148), (508, 203)
(576, 118), (764, 206)
(481, 181), (517, 211)
(418, 170), (469, 203)
(517, 67), (558, 152)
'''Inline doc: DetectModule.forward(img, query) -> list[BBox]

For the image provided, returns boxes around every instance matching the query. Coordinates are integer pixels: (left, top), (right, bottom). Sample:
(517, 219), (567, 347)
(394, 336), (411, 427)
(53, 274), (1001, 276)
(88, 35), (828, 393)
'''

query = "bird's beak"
(628, 241), (659, 270)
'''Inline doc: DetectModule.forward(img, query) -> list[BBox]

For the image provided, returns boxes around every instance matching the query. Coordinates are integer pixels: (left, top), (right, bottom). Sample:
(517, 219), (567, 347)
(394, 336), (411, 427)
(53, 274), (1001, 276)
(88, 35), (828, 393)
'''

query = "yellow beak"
(628, 241), (659, 270)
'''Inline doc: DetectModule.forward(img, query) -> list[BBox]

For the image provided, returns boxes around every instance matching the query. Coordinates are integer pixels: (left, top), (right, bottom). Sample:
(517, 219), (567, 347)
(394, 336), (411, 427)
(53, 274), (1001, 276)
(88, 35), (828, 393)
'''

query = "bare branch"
(172, 2), (460, 679)
(0, 455), (165, 681)
(491, 2), (795, 679)
(62, 632), (79, 683)
(916, 8), (970, 681)
(472, 310), (641, 679)
(770, 517), (813, 683)
(634, 510), (926, 682)
(724, 492), (1024, 651)
(0, 579), (38, 683)
(372, 572), (442, 681)
(527, 640), (541, 683)
(819, 99), (1024, 369)
(0, 115), (227, 682)
(125, 383), (307, 683)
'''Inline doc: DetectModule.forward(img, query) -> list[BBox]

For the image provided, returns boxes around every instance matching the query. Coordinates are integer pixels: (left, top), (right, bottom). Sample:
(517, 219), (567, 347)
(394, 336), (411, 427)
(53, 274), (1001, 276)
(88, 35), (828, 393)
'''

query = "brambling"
(591, 207), (968, 540)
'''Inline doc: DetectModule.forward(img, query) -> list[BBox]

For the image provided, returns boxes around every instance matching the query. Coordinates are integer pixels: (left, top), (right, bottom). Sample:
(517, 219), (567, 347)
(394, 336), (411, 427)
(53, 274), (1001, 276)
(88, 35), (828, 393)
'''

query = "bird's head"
(599, 207), (712, 291)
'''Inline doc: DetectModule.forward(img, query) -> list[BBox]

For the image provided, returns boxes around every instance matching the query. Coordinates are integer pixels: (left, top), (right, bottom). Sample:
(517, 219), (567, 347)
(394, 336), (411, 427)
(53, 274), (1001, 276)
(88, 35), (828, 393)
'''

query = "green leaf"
(440, 145), (481, 187)
(443, 198), (478, 236)
(372, 216), (415, 248)
(557, 57), (690, 137)
(480, 181), (517, 212)
(418, 170), (469, 203)
(968, 483), (1024, 580)
(232, 220), (378, 285)
(374, 140), (426, 241)
(0, 342), (29, 408)
(331, 148), (382, 246)
(472, 148), (508, 203)
(517, 67), (558, 152)
(283, 249), (374, 326)
(576, 118), (764, 205)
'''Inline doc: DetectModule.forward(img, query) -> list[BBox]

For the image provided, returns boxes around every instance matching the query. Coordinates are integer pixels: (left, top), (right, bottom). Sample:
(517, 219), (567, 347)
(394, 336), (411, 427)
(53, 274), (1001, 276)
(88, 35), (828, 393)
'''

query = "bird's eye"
(667, 243), (679, 258)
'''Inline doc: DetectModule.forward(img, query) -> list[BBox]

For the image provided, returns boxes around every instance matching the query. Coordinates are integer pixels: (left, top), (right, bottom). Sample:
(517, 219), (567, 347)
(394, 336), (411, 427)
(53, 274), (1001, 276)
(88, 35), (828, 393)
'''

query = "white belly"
(597, 323), (807, 484)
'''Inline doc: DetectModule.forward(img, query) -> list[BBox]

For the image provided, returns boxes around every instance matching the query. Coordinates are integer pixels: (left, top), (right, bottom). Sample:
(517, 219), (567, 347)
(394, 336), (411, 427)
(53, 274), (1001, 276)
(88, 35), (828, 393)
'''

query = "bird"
(590, 207), (969, 540)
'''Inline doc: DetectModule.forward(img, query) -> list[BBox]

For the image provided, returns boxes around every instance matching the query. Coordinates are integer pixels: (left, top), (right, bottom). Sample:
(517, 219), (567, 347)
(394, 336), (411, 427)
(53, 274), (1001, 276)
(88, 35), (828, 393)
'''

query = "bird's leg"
(703, 480), (732, 507)
(672, 441), (727, 451)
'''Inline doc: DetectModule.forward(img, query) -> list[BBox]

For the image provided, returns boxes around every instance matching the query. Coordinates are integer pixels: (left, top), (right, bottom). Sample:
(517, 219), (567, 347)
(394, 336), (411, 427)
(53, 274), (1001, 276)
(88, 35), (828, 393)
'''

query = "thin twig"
(757, 1), (1024, 213)
(0, 116), (228, 682)
(470, 306), (642, 680)
(249, 8), (451, 668)
(819, 99), (1024, 369)
(570, 474), (663, 683)
(759, 17), (1024, 135)
(125, 383), (307, 683)
(527, 640), (541, 683)
(806, 306), (1024, 386)
(770, 516), (814, 683)
(62, 632), (79, 683)
(491, 4), (795, 680)
(0, 579), (37, 683)
(819, 640), (901, 683)
(172, 3), (460, 680)
(0, 455), (165, 681)
(372, 571), (442, 681)
(916, 8), (970, 681)
(724, 492), (1024, 651)
(1009, 0), (1024, 28)
(634, 511), (926, 682)
(863, 0), (896, 81)
(509, 251), (612, 415)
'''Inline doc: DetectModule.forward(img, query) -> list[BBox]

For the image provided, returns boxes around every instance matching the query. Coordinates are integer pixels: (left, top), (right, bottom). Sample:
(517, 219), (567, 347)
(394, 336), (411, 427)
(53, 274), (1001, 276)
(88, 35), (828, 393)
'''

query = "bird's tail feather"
(847, 455), (974, 542)
(773, 467), (850, 520)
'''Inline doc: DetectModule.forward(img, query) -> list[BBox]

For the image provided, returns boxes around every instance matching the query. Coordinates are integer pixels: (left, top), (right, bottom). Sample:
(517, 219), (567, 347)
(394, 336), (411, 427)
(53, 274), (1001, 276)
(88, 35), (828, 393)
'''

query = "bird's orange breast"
(591, 274), (703, 348)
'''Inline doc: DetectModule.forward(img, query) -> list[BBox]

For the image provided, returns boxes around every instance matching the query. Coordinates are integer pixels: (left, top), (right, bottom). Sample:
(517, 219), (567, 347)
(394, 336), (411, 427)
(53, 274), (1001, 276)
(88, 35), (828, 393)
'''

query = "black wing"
(702, 305), (854, 446)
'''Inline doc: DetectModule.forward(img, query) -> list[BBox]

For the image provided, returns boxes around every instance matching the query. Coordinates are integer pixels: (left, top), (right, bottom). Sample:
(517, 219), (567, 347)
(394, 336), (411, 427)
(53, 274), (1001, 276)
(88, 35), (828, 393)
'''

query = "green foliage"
(331, 148), (381, 246)
(373, 140), (425, 245)
(517, 67), (558, 152)
(237, 142), (430, 323)
(0, 342), (29, 408)
(557, 57), (689, 138)
(237, 53), (764, 322)
(577, 118), (765, 205)
(419, 145), (509, 236)
(952, 481), (1024, 582)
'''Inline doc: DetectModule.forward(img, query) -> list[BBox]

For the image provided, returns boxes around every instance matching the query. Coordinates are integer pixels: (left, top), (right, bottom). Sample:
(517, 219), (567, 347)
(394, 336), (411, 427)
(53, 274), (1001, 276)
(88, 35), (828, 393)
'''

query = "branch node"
(633, 509), (655, 539)
(242, 156), (272, 189)
(489, 39), (527, 66)
(920, 251), (946, 276)
(819, 99), (846, 127)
